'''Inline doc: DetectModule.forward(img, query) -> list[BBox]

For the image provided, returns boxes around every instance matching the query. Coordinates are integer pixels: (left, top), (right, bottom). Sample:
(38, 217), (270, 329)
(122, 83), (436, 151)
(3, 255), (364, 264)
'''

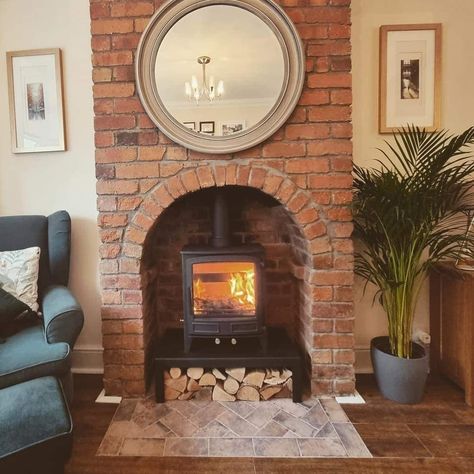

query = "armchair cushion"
(0, 376), (72, 470)
(0, 287), (40, 339)
(0, 287), (31, 326)
(42, 285), (84, 348)
(0, 246), (41, 311)
(0, 325), (70, 389)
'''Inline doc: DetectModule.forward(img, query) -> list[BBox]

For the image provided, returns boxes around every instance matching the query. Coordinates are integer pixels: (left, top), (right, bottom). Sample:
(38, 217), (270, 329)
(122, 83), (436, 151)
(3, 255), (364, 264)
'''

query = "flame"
(229, 270), (255, 306)
(193, 277), (204, 300)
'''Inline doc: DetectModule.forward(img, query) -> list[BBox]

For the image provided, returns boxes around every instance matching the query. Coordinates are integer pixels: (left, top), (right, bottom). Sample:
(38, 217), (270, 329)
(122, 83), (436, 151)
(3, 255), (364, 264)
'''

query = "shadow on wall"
(69, 216), (102, 349)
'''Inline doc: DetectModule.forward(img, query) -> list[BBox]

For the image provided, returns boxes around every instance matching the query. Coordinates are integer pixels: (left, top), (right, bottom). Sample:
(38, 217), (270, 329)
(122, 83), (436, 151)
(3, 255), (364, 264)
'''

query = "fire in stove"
(192, 261), (256, 316)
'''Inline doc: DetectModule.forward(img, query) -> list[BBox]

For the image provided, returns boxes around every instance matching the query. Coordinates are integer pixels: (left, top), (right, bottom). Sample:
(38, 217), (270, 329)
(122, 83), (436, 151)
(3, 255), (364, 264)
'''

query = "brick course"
(91, 0), (354, 398)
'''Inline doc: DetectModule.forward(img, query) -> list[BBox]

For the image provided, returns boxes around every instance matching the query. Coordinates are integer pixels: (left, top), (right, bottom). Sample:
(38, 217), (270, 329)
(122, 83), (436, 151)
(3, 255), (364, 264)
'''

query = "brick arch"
(102, 163), (355, 398)
(124, 163), (329, 258)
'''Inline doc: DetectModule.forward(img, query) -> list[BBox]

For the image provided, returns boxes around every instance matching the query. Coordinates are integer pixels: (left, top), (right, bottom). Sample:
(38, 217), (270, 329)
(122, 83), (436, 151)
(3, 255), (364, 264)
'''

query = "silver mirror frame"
(135, 0), (305, 154)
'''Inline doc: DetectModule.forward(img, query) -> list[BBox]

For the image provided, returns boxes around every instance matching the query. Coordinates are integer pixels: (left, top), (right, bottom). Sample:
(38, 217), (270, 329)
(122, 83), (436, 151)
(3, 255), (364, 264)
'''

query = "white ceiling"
(155, 5), (285, 106)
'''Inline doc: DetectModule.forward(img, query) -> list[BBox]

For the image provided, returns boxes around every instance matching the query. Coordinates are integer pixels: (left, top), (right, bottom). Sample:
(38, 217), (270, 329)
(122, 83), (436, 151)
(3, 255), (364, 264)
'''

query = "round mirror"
(136, 0), (304, 154)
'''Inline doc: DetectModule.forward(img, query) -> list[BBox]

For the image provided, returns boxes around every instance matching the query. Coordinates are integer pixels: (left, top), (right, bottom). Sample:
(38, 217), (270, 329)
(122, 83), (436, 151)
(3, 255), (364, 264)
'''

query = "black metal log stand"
(154, 327), (303, 403)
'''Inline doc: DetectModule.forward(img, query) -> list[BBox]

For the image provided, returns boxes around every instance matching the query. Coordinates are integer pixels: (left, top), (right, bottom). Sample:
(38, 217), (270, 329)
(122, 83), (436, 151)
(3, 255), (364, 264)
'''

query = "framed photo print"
(379, 24), (441, 133)
(199, 121), (215, 135)
(7, 48), (66, 153)
(222, 121), (246, 136)
(183, 121), (196, 131)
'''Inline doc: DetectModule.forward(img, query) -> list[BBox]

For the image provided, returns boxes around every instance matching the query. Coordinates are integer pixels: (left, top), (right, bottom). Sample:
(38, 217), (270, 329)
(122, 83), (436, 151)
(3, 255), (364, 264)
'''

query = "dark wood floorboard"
(65, 373), (474, 473)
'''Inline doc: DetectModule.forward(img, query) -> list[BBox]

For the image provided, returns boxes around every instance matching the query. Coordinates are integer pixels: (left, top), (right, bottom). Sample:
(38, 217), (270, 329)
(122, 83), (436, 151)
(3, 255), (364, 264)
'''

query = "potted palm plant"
(353, 125), (474, 404)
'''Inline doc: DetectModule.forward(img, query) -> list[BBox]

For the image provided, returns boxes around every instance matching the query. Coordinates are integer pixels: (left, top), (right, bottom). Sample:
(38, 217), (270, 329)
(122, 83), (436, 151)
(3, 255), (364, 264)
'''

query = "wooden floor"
(66, 374), (474, 473)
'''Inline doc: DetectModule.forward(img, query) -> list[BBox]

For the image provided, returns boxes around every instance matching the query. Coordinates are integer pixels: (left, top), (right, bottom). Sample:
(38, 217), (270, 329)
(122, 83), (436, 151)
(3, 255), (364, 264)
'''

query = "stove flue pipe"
(211, 190), (230, 248)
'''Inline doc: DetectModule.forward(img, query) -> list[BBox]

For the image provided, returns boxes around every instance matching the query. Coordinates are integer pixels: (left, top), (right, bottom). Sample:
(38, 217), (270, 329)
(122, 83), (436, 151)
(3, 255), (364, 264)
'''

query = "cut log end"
(213, 383), (236, 402)
(236, 385), (260, 401)
(187, 367), (204, 380)
(169, 367), (182, 379)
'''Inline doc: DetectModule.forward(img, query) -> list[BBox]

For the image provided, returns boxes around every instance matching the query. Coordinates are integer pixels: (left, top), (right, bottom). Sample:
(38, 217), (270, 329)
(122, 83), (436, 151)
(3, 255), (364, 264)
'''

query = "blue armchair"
(0, 211), (84, 397)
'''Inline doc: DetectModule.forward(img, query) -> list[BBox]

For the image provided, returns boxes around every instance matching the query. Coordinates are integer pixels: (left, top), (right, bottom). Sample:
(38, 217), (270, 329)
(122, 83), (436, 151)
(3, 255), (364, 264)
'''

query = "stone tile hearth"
(97, 397), (371, 458)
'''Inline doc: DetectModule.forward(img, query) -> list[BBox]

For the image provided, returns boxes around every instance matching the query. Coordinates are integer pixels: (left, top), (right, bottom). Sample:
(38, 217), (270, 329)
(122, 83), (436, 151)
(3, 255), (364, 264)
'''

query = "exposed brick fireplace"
(91, 0), (355, 398)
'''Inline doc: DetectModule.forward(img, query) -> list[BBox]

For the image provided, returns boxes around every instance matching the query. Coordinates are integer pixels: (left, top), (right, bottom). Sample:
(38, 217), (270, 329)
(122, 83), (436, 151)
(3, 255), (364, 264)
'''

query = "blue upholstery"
(43, 285), (83, 347)
(0, 211), (83, 390)
(0, 376), (72, 471)
(0, 325), (70, 389)
(0, 211), (81, 471)
(47, 211), (71, 287)
(0, 210), (71, 295)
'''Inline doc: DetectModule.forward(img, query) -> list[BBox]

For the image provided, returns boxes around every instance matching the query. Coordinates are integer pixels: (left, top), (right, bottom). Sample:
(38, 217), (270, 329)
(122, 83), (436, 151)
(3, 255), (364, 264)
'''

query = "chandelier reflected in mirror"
(185, 56), (224, 104)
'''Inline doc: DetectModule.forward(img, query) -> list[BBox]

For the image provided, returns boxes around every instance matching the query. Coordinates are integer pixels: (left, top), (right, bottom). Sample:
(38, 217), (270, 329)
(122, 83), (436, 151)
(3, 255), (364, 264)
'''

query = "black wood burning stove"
(181, 191), (266, 353)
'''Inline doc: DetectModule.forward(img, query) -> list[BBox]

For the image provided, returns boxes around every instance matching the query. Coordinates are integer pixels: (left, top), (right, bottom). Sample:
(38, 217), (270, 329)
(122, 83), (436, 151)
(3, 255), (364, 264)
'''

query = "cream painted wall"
(0, 0), (102, 371)
(352, 0), (474, 369)
(1, 0), (472, 374)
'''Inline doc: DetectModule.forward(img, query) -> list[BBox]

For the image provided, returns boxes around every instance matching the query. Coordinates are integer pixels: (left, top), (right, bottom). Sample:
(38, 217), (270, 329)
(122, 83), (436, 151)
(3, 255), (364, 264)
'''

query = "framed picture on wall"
(222, 121), (246, 136)
(199, 121), (215, 135)
(183, 121), (196, 131)
(6, 48), (66, 153)
(379, 24), (442, 133)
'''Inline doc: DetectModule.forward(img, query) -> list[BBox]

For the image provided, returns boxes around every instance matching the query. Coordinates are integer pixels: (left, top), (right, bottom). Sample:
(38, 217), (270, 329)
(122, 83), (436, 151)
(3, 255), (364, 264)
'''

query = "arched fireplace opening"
(140, 185), (310, 389)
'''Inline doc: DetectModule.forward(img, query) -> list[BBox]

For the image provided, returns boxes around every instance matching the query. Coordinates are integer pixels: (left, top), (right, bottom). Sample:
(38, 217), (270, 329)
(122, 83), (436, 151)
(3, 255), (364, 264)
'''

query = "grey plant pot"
(370, 336), (428, 404)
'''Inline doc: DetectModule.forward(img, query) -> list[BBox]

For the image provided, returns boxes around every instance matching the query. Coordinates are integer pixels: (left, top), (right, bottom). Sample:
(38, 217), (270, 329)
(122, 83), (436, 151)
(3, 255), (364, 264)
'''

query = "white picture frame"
(7, 48), (66, 153)
(221, 121), (246, 136)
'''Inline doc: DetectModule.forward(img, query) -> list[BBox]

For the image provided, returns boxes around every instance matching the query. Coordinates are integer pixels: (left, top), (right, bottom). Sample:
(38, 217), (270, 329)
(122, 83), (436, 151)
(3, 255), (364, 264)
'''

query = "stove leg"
(260, 327), (268, 352)
(184, 334), (191, 353)
(155, 363), (164, 403)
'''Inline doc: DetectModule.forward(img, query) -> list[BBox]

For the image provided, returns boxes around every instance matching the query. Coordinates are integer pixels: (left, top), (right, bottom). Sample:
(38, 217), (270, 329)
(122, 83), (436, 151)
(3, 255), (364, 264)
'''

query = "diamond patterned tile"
(298, 437), (347, 457)
(273, 411), (317, 438)
(315, 422), (339, 438)
(209, 438), (255, 457)
(333, 423), (372, 458)
(320, 398), (350, 423)
(193, 420), (233, 438)
(254, 420), (289, 437)
(245, 403), (280, 428)
(190, 401), (226, 428)
(120, 438), (165, 456)
(160, 410), (199, 437)
(301, 402), (330, 429)
(253, 438), (300, 457)
(98, 398), (371, 458)
(219, 400), (256, 418)
(164, 437), (209, 457)
(272, 399), (309, 418)
(112, 399), (137, 422)
(218, 409), (259, 437)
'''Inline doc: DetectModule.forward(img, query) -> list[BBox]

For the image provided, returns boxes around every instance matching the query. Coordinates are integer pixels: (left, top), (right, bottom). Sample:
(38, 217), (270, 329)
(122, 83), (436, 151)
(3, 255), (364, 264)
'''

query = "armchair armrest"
(42, 285), (84, 348)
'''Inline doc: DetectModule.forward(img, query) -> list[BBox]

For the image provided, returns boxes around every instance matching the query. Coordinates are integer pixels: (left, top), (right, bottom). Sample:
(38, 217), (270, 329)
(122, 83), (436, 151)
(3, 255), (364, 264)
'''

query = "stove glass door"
(192, 261), (256, 317)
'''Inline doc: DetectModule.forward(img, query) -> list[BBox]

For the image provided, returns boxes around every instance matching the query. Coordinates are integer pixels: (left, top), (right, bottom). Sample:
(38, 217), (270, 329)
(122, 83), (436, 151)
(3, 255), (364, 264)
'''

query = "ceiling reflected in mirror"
(154, 5), (285, 137)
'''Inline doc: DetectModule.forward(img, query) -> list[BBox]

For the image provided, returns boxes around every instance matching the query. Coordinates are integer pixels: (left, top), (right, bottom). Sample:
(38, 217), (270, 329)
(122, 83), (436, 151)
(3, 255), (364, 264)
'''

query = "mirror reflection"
(154, 5), (285, 137)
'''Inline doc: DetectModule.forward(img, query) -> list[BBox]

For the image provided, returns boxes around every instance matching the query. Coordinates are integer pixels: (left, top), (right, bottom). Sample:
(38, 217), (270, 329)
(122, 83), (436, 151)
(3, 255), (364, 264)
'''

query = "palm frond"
(353, 125), (474, 358)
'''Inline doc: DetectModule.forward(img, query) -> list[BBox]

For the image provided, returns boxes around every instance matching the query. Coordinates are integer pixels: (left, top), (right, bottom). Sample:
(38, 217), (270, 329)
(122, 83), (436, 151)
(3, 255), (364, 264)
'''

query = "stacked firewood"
(164, 367), (293, 401)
